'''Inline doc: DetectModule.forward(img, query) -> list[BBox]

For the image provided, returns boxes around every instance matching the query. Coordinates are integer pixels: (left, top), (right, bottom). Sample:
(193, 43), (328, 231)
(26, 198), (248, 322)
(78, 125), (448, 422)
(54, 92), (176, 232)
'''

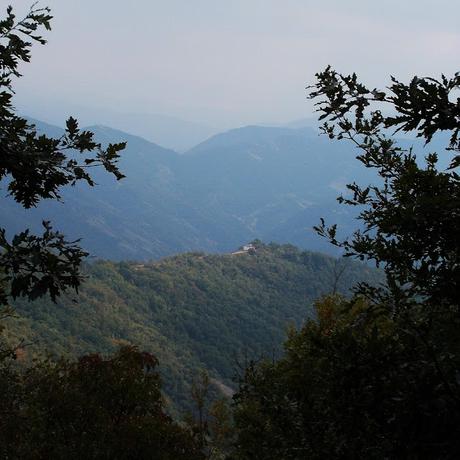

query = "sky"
(8, 0), (460, 131)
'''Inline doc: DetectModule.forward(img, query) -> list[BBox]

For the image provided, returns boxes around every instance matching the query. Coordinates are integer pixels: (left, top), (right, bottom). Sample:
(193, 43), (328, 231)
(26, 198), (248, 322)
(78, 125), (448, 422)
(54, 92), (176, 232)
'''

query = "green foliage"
(309, 66), (460, 310)
(232, 296), (460, 459)
(6, 243), (377, 413)
(0, 346), (203, 459)
(0, 4), (125, 304)
(308, 69), (460, 428)
(232, 68), (460, 458)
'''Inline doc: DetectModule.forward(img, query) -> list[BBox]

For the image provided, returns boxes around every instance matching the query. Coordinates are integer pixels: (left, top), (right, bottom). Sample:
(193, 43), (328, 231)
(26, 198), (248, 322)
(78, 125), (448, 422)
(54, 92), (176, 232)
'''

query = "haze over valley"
(1, 1), (459, 457)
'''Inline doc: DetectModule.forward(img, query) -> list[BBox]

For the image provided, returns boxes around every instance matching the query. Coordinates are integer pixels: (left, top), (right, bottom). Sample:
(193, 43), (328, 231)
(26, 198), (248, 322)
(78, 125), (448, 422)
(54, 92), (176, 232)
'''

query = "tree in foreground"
(0, 5), (204, 458)
(232, 295), (460, 459)
(0, 4), (125, 306)
(231, 69), (460, 458)
(0, 346), (204, 459)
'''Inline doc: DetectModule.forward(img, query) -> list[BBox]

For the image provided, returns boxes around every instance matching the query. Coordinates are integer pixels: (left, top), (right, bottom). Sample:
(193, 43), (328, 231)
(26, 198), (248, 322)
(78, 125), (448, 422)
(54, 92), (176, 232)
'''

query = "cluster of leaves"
(0, 222), (87, 304)
(309, 68), (460, 417)
(309, 66), (460, 311)
(0, 345), (204, 459)
(0, 4), (125, 305)
(232, 296), (460, 459)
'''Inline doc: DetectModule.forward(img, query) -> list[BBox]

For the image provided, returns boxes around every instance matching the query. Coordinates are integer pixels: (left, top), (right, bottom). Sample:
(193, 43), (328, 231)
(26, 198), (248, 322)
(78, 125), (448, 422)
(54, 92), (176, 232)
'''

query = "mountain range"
(3, 118), (377, 260)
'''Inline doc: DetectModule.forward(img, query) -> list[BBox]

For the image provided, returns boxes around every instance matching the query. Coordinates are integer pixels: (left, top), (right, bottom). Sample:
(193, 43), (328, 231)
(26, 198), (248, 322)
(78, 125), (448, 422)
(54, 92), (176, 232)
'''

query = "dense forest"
(5, 242), (378, 412)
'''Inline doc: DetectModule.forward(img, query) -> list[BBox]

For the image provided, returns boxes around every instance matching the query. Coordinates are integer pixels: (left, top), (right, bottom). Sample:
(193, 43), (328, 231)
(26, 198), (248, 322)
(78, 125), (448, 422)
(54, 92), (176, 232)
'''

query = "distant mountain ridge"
(2, 117), (375, 260)
(19, 105), (218, 151)
(185, 125), (316, 155)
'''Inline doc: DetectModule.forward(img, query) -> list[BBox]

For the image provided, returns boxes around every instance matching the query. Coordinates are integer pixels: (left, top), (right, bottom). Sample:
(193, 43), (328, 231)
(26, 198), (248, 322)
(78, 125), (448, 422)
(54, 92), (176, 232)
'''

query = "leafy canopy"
(0, 346), (204, 459)
(232, 295), (460, 459)
(232, 68), (460, 458)
(309, 66), (460, 312)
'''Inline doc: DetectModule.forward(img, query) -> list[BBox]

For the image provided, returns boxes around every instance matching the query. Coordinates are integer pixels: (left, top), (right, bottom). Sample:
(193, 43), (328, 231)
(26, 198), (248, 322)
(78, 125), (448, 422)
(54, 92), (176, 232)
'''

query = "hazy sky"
(9, 0), (460, 129)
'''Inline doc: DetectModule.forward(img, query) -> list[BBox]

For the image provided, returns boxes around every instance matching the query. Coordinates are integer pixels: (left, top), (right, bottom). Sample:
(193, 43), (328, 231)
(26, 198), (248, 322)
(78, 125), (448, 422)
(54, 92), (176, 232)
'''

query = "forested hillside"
(5, 242), (378, 412)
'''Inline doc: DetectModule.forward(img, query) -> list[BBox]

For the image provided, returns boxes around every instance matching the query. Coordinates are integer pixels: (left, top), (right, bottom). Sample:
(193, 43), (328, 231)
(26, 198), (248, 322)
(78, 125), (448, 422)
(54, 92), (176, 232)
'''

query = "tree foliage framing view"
(310, 66), (460, 310)
(231, 70), (460, 458)
(2, 2), (460, 459)
(0, 3), (126, 306)
(0, 5), (209, 458)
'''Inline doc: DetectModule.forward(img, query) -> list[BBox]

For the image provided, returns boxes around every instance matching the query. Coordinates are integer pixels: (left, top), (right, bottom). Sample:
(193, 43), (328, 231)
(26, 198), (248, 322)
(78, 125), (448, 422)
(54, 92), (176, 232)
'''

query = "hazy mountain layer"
(2, 119), (374, 260)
